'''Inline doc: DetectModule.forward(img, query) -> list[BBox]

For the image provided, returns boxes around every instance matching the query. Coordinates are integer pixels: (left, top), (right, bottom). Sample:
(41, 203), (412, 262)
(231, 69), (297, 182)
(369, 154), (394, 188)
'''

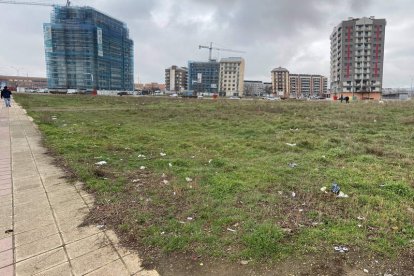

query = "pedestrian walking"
(1, 86), (12, 107)
(345, 96), (350, 103)
(339, 94), (344, 103)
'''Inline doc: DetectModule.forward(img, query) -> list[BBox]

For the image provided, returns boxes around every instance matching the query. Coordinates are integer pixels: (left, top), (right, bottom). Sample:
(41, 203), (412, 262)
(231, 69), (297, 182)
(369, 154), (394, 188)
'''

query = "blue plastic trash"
(331, 182), (340, 194)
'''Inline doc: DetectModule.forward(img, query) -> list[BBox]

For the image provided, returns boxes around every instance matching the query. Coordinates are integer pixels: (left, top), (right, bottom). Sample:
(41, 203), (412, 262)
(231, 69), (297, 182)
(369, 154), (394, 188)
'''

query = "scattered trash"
(208, 159), (213, 164)
(320, 186), (327, 192)
(281, 228), (292, 233)
(200, 263), (203, 266)
(132, 179), (140, 183)
(162, 180), (169, 185)
(169, 163), (173, 167)
(187, 217), (193, 221)
(298, 209), (304, 212)
(138, 154), (146, 158)
(363, 269), (369, 273)
(407, 207), (414, 214)
(384, 274), (393, 276)
(185, 177), (193, 182)
(161, 231), (165, 235)
(290, 128), (299, 131)
(374, 119), (377, 123)
(334, 246), (349, 253)
(331, 182), (340, 194)
(191, 156), (195, 159)
(278, 191), (283, 195)
(357, 216), (366, 220)
(321, 155), (326, 158)
(97, 224), (105, 229)
(179, 221), (186, 224)
(162, 173), (166, 178)
(288, 162), (298, 168)
(160, 152), (167, 157)
(95, 161), (107, 165)
(227, 228), (236, 232)
(358, 224), (363, 228)
(291, 192), (296, 197)
(240, 260), (250, 265)
(337, 191), (349, 198)
(173, 192), (176, 196)
(4, 229), (13, 234)
(286, 143), (297, 147)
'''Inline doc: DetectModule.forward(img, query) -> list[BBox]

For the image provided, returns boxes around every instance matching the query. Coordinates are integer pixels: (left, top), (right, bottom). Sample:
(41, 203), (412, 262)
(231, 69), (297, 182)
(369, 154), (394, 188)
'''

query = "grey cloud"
(0, 0), (413, 87)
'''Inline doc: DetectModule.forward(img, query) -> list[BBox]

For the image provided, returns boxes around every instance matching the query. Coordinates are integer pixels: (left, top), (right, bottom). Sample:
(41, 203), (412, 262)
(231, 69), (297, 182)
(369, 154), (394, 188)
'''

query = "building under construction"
(44, 5), (134, 91)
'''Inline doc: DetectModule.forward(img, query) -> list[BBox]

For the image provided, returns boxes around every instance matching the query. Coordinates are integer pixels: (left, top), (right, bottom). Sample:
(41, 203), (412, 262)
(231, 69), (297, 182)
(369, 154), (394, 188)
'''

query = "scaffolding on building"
(44, 5), (134, 91)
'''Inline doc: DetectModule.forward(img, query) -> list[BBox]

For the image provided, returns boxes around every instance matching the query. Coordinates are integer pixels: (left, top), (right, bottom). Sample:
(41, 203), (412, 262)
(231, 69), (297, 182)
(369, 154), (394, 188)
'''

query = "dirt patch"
(77, 167), (414, 276)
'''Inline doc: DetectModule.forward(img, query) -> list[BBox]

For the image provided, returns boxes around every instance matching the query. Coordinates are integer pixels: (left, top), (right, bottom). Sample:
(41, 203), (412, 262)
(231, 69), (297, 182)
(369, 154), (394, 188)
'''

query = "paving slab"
(1, 102), (159, 275)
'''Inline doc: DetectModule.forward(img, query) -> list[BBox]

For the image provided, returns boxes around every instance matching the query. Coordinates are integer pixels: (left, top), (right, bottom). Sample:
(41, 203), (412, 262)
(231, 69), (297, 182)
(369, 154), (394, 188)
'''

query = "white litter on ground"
(95, 161), (107, 165)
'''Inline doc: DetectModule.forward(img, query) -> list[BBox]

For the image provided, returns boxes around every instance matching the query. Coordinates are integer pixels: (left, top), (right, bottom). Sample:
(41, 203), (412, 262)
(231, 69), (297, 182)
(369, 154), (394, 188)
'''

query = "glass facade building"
(44, 6), (134, 91)
(187, 61), (220, 94)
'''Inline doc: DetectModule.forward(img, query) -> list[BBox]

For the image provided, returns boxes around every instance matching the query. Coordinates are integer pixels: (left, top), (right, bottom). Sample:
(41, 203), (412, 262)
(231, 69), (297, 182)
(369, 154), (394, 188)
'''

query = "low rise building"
(271, 68), (327, 98)
(0, 75), (48, 90)
(244, 80), (265, 97)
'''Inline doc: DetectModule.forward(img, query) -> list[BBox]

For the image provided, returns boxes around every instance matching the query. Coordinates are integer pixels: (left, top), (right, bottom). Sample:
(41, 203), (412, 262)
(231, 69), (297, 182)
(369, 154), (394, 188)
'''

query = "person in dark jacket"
(1, 86), (12, 107)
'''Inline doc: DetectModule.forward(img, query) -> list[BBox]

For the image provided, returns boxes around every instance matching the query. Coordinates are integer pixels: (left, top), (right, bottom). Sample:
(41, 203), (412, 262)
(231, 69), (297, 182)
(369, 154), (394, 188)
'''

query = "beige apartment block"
(271, 67), (290, 98)
(271, 67), (327, 98)
(289, 74), (328, 98)
(219, 57), (245, 97)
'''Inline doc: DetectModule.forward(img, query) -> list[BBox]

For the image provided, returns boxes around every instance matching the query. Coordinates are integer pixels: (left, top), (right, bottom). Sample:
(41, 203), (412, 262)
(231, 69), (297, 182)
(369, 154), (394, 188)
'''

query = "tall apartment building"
(219, 57), (245, 97)
(188, 61), (220, 94)
(165, 66), (187, 92)
(271, 67), (290, 98)
(44, 5), (134, 91)
(330, 17), (386, 100)
(271, 67), (327, 98)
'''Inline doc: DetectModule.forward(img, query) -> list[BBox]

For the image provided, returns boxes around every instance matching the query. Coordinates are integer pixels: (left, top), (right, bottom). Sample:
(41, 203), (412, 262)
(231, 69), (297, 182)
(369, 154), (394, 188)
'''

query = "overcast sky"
(0, 0), (413, 88)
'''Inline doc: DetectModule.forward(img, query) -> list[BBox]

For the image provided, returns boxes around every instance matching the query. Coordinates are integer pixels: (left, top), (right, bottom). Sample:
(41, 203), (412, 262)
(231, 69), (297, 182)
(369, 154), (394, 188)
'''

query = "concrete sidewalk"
(0, 102), (159, 276)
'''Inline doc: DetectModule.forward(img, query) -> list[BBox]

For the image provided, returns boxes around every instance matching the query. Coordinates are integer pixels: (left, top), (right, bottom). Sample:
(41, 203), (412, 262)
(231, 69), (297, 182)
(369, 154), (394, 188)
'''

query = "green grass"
(14, 94), (414, 261)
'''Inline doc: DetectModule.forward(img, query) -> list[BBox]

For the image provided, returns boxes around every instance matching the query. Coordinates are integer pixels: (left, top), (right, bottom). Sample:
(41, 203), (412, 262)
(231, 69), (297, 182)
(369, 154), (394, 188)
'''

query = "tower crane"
(199, 42), (245, 61)
(0, 0), (70, 7)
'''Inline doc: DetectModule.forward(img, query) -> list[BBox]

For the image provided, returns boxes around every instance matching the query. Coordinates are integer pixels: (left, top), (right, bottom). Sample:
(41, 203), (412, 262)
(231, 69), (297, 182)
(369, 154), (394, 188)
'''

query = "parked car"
(228, 96), (241, 100)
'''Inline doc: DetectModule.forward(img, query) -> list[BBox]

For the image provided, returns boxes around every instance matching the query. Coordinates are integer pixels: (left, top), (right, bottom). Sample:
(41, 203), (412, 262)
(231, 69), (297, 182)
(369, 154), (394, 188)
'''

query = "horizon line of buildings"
(2, 11), (387, 100)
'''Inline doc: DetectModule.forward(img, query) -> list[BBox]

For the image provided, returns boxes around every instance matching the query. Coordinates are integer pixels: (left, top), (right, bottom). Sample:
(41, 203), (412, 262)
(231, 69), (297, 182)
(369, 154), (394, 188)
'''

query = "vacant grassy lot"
(14, 94), (414, 264)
